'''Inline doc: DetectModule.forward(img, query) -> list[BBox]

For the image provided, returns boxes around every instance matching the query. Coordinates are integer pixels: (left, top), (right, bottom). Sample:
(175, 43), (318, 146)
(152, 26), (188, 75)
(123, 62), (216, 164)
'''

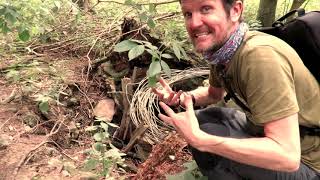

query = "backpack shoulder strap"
(216, 64), (251, 113)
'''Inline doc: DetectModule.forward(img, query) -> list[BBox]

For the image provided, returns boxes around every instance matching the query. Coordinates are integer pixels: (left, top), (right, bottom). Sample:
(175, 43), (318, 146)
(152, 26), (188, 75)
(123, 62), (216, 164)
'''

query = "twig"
(0, 112), (19, 131)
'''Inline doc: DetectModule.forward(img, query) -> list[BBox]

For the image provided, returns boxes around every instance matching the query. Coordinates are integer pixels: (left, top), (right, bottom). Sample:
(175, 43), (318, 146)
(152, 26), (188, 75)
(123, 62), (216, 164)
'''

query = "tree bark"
(256, 0), (278, 27)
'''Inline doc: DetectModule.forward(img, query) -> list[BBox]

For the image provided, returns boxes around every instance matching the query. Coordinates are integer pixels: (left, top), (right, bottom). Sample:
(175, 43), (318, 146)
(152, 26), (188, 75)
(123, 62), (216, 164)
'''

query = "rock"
(93, 99), (116, 122)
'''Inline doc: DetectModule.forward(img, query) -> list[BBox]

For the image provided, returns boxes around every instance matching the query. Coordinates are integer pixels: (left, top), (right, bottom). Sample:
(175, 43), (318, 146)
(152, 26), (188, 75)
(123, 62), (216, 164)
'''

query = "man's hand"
(152, 77), (183, 106)
(158, 93), (203, 146)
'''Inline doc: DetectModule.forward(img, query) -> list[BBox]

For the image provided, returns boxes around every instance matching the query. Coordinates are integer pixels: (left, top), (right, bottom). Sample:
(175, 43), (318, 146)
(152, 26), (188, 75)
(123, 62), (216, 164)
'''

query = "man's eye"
(183, 12), (192, 18)
(201, 6), (212, 13)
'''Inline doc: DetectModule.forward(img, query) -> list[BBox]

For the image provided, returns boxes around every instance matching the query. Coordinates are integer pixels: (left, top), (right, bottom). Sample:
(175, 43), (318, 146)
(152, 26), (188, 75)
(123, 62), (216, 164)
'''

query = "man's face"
(181, 0), (237, 53)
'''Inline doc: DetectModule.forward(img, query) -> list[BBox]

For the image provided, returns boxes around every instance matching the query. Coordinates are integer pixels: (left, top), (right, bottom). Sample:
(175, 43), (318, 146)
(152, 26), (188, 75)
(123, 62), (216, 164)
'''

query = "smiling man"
(152, 0), (320, 179)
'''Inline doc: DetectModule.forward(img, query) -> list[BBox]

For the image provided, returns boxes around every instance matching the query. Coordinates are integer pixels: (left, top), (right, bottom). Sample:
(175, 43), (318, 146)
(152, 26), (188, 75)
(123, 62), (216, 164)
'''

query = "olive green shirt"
(209, 31), (320, 171)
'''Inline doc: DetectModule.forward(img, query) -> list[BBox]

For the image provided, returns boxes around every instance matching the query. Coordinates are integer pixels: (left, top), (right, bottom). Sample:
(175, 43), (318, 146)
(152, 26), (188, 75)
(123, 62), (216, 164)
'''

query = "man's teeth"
(195, 32), (209, 37)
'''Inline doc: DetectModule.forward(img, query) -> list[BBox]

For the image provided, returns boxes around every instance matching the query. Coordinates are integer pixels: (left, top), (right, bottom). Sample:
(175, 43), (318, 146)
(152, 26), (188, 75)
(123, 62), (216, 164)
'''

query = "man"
(152, 0), (320, 179)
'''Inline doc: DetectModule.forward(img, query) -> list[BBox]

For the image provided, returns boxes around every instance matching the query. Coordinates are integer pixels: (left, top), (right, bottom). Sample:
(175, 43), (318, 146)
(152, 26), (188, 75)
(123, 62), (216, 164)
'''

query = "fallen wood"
(122, 124), (148, 153)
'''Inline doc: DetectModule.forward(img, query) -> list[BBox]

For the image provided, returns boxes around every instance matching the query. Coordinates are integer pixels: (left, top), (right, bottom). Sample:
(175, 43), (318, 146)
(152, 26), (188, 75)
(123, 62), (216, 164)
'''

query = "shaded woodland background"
(0, 0), (319, 179)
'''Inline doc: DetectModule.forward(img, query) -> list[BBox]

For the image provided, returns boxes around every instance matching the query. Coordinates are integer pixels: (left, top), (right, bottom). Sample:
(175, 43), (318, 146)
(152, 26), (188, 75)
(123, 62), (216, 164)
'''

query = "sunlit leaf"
(93, 132), (104, 142)
(128, 45), (145, 60)
(161, 53), (173, 59)
(85, 126), (98, 132)
(114, 40), (138, 52)
(100, 122), (109, 132)
(148, 60), (161, 77)
(106, 122), (119, 128)
(160, 60), (171, 77)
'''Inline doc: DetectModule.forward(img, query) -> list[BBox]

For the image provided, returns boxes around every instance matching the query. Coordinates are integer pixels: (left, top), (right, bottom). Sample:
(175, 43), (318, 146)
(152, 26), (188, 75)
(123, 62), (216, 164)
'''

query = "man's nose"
(189, 13), (203, 29)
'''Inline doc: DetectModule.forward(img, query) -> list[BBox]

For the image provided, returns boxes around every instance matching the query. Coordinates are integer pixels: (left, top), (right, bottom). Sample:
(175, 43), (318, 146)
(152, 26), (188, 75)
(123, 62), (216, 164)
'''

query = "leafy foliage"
(84, 119), (126, 177)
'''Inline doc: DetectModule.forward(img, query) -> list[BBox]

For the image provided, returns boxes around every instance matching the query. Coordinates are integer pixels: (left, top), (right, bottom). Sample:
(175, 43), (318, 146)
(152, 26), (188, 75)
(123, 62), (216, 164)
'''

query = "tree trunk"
(256, 0), (278, 27)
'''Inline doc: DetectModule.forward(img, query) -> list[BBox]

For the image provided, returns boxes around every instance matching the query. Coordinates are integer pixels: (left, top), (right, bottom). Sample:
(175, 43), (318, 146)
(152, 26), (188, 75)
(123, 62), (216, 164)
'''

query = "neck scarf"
(204, 22), (248, 65)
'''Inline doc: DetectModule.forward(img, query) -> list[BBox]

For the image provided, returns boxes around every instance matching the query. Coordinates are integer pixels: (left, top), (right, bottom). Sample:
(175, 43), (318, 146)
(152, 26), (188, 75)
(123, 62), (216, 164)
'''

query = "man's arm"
(193, 113), (301, 172)
(188, 86), (225, 106)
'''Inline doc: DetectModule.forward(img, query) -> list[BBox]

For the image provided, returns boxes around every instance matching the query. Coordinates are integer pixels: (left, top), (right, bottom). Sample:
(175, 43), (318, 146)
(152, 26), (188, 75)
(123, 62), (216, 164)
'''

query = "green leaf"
(139, 12), (148, 22)
(160, 60), (171, 77)
(100, 122), (109, 132)
(93, 142), (106, 152)
(93, 132), (104, 142)
(161, 53), (173, 59)
(106, 122), (119, 128)
(172, 43), (181, 60)
(179, 46), (189, 60)
(39, 101), (49, 113)
(146, 49), (160, 59)
(148, 75), (157, 87)
(148, 60), (161, 77)
(83, 158), (99, 171)
(114, 40), (138, 52)
(128, 45), (145, 60)
(147, 18), (156, 28)
(85, 126), (98, 132)
(18, 29), (30, 42)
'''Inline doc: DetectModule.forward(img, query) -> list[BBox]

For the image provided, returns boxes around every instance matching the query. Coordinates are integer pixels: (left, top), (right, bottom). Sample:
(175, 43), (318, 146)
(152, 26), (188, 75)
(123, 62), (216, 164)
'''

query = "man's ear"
(230, 0), (243, 22)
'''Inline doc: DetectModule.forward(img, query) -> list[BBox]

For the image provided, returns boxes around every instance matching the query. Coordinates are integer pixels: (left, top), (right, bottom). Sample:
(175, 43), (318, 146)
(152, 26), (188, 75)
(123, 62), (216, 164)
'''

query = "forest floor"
(0, 54), (196, 180)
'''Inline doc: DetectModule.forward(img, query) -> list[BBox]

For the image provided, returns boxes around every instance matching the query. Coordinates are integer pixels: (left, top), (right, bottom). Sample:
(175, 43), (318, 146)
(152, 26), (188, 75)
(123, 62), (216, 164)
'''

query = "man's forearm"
(193, 132), (300, 172)
(189, 86), (224, 106)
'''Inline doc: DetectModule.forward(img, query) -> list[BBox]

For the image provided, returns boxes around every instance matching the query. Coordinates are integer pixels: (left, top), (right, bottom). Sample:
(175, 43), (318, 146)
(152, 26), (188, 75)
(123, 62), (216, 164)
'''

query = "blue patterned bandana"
(204, 23), (249, 65)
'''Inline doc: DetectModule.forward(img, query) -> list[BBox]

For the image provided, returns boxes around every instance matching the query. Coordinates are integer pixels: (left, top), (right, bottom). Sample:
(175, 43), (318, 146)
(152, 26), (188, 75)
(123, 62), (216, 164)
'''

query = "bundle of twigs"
(130, 67), (210, 144)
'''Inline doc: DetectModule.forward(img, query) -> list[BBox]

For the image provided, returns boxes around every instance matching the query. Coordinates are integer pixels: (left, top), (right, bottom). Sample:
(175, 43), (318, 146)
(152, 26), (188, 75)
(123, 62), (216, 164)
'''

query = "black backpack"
(257, 8), (320, 82)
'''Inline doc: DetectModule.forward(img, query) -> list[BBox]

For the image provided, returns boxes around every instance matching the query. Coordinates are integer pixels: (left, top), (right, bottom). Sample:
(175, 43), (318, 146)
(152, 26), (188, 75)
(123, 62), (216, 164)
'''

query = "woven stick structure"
(130, 67), (210, 144)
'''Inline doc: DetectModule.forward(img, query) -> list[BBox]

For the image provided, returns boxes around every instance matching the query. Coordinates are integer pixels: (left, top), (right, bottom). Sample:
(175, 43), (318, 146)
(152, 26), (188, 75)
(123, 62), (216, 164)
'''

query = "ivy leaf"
(172, 42), (181, 60)
(148, 60), (161, 77)
(160, 60), (171, 78)
(39, 101), (49, 113)
(161, 53), (173, 59)
(114, 40), (138, 52)
(147, 18), (156, 28)
(18, 29), (30, 42)
(128, 45), (145, 60)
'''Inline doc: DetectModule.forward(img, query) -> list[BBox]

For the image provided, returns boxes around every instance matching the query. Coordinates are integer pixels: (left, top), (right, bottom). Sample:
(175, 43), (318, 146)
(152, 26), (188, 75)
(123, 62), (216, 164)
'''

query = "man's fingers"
(158, 114), (173, 126)
(182, 94), (195, 113)
(170, 90), (183, 105)
(159, 77), (172, 92)
(159, 101), (176, 117)
(152, 88), (164, 99)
